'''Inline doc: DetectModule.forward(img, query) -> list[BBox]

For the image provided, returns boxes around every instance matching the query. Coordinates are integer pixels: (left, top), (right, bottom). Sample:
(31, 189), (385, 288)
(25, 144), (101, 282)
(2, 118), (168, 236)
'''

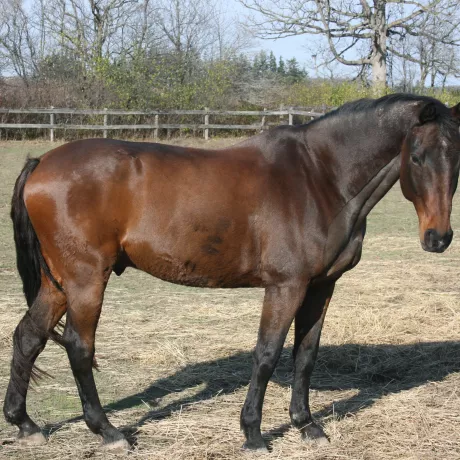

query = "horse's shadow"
(45, 341), (460, 446)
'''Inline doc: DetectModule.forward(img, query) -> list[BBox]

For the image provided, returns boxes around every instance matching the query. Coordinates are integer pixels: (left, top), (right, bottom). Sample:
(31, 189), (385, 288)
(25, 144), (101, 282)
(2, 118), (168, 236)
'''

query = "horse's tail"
(11, 157), (62, 307)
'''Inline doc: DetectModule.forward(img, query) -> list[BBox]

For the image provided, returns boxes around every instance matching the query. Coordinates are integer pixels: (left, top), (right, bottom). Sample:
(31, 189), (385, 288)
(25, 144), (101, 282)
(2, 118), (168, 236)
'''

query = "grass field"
(0, 139), (460, 460)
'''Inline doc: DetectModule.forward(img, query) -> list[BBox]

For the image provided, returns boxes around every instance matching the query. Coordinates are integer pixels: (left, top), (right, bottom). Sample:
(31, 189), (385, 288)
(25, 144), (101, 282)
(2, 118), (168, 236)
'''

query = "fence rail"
(0, 107), (327, 141)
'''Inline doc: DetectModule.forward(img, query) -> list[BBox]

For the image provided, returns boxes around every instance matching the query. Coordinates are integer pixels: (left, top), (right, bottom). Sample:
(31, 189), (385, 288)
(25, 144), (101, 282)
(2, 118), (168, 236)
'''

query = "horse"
(3, 94), (460, 453)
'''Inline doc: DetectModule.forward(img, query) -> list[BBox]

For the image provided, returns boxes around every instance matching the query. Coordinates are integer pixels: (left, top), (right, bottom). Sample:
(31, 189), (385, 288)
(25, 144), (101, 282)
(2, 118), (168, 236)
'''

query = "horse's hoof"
(102, 438), (130, 454)
(303, 434), (329, 446)
(242, 441), (269, 453)
(301, 423), (329, 446)
(17, 432), (47, 446)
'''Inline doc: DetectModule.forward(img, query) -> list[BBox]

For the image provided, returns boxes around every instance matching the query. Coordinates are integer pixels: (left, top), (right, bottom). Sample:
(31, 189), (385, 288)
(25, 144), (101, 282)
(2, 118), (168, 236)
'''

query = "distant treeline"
(0, 50), (310, 111)
(2, 48), (459, 114)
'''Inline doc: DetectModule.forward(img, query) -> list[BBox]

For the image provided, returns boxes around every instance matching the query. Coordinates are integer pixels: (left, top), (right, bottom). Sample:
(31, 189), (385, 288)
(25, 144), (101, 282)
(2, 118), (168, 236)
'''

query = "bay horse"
(4, 94), (460, 452)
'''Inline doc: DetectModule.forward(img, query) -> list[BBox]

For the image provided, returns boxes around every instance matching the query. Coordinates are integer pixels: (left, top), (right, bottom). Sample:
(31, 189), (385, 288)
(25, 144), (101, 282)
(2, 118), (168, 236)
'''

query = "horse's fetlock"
(240, 407), (260, 430)
(3, 403), (23, 425)
(290, 410), (311, 428)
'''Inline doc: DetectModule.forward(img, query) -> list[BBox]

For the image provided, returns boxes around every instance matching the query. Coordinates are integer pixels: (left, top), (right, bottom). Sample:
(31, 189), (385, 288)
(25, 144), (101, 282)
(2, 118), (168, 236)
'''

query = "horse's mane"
(308, 93), (456, 136)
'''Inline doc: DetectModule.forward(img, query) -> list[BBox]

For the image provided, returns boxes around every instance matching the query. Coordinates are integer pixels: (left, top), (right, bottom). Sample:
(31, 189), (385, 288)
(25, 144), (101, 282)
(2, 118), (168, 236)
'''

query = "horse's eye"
(411, 153), (422, 166)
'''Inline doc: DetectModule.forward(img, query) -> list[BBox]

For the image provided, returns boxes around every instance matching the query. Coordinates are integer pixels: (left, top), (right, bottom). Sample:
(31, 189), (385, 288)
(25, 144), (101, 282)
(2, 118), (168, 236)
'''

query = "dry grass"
(0, 139), (460, 459)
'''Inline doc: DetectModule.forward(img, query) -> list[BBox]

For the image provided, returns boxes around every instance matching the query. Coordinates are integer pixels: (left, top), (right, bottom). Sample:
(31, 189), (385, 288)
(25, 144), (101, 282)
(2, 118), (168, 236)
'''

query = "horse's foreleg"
(289, 280), (335, 444)
(3, 281), (66, 444)
(63, 282), (129, 452)
(240, 282), (308, 451)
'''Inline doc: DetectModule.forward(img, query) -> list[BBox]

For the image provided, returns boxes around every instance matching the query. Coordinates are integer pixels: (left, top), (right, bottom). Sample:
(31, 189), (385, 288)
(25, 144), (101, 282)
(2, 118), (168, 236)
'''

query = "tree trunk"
(371, 50), (386, 89)
(371, 0), (387, 94)
(419, 64), (428, 89)
(429, 38), (436, 88)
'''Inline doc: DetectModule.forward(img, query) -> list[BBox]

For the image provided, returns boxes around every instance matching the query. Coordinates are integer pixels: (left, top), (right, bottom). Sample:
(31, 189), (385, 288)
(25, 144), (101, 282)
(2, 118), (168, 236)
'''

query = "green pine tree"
(286, 57), (305, 82)
(278, 56), (286, 76)
(269, 51), (277, 73)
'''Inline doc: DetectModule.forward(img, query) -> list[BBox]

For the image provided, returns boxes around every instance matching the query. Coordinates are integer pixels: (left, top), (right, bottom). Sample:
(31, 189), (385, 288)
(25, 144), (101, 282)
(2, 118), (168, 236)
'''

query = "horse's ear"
(450, 102), (460, 123)
(419, 102), (437, 124)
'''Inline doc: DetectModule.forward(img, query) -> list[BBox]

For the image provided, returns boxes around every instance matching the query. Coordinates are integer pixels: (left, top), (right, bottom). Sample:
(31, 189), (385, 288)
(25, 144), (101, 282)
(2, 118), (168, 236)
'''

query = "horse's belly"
(122, 234), (262, 288)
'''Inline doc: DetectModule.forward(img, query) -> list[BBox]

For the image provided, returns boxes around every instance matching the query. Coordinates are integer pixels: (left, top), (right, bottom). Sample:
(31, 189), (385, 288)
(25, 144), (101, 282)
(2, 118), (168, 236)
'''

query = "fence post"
(103, 108), (108, 138)
(50, 106), (54, 142)
(261, 108), (266, 132)
(204, 107), (209, 140)
(288, 107), (293, 126)
(154, 113), (159, 140)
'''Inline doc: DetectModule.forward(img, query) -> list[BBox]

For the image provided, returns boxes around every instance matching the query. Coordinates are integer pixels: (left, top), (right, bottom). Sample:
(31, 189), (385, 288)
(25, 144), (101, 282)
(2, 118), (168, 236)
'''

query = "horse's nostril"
(424, 228), (445, 249)
(423, 228), (452, 252)
(444, 229), (453, 247)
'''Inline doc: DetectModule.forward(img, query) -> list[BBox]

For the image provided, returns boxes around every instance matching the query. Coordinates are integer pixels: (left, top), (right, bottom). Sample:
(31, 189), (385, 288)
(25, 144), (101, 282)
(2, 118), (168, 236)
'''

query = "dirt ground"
(0, 138), (459, 459)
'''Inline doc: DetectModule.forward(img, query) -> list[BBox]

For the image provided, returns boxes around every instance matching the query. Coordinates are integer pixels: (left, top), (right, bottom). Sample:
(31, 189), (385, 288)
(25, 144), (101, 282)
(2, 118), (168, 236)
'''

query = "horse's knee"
(253, 345), (280, 381)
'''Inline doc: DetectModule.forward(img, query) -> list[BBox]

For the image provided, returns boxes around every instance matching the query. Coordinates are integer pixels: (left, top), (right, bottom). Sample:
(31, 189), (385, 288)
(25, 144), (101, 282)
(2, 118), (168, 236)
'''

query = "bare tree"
(395, 8), (460, 88)
(154, 0), (217, 69)
(239, 0), (460, 89)
(152, 0), (242, 82)
(0, 0), (40, 84)
(41, 0), (139, 68)
(209, 5), (252, 60)
(126, 0), (160, 54)
(384, 5), (460, 89)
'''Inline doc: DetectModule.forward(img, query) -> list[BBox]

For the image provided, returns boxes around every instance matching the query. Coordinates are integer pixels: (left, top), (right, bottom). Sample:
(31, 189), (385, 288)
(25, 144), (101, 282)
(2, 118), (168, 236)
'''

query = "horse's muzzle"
(422, 228), (453, 253)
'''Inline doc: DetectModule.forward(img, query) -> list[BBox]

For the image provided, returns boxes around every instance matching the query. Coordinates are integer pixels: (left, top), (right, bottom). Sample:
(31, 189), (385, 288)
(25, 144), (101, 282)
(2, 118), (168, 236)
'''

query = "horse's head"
(400, 100), (460, 253)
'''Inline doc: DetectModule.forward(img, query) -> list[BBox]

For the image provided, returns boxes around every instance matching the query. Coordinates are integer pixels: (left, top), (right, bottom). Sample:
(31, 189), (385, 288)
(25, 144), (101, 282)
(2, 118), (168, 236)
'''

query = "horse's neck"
(324, 152), (402, 268)
(304, 111), (407, 266)
(305, 109), (409, 202)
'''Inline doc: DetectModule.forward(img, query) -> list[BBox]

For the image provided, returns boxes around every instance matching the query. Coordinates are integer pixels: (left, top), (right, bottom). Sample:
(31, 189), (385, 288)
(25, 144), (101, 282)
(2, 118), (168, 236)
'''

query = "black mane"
(304, 93), (456, 138)
(335, 93), (444, 114)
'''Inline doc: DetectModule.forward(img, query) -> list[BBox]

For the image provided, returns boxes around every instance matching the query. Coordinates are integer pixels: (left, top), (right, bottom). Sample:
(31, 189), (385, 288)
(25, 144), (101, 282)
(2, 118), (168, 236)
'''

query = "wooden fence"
(0, 107), (326, 141)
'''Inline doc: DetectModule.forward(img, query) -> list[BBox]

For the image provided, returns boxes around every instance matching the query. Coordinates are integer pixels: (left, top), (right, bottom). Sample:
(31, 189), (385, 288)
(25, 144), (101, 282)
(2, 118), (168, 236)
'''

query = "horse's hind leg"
(62, 278), (129, 451)
(3, 280), (67, 444)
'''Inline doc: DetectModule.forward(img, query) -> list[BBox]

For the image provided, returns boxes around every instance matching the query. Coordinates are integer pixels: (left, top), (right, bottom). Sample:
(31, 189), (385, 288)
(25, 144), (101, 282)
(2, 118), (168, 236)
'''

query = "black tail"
(11, 157), (62, 307)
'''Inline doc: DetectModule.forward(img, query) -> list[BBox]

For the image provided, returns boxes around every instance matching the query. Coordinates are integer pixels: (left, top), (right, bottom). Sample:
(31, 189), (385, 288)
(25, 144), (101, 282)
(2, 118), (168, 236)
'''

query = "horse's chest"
(319, 223), (366, 282)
